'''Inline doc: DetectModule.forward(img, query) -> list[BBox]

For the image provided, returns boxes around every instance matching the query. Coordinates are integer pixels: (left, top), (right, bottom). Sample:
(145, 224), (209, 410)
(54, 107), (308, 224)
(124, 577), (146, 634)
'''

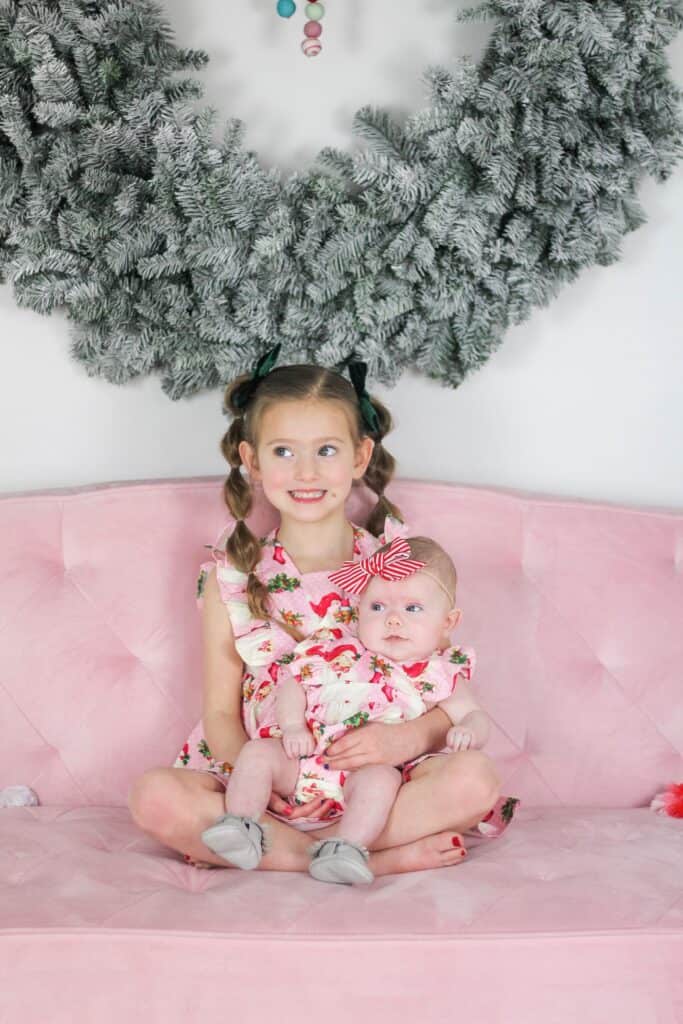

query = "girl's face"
(358, 573), (461, 662)
(239, 399), (374, 524)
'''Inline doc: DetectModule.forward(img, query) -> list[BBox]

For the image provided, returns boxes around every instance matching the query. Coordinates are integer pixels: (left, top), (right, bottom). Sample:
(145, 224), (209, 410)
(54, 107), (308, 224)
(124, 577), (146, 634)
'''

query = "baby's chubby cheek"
(356, 617), (378, 651)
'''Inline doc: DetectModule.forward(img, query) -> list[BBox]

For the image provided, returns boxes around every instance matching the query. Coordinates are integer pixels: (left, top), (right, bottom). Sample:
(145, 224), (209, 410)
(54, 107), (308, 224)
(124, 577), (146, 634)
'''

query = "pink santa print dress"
(175, 518), (519, 845)
(280, 625), (477, 813)
(175, 521), (379, 823)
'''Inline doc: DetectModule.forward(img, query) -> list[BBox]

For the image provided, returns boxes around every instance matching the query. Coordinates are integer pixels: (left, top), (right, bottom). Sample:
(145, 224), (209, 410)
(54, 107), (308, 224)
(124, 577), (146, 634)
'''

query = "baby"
(201, 535), (490, 885)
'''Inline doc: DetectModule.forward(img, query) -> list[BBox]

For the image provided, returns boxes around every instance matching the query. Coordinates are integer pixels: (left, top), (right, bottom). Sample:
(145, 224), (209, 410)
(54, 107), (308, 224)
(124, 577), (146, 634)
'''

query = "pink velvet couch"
(1, 477), (681, 1024)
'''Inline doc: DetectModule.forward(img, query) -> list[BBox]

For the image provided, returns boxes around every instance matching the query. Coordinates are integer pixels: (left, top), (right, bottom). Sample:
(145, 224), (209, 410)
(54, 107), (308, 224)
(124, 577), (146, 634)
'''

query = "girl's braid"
(220, 375), (304, 639)
(220, 392), (271, 623)
(362, 395), (403, 536)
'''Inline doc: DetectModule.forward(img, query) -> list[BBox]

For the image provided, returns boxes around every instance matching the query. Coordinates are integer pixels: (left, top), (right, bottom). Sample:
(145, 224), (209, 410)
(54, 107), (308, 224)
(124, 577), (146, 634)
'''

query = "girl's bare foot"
(182, 831), (467, 874)
(369, 831), (467, 877)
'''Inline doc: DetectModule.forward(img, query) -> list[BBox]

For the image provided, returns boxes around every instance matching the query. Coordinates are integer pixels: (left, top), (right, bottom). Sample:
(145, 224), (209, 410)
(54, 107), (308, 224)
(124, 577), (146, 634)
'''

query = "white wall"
(1, 0), (682, 508)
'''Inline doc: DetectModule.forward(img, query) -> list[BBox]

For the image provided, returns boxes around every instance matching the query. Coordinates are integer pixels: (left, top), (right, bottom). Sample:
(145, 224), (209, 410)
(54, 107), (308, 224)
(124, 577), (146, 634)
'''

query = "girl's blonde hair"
(221, 363), (402, 630)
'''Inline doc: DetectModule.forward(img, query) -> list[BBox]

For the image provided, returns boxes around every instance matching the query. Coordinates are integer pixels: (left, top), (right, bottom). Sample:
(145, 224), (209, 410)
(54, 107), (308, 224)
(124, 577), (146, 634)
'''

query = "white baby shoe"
(308, 838), (374, 885)
(201, 814), (269, 869)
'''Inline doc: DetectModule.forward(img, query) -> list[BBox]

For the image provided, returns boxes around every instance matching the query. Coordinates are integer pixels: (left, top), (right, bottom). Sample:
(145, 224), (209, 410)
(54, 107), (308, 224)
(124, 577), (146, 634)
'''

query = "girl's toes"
(438, 832), (467, 864)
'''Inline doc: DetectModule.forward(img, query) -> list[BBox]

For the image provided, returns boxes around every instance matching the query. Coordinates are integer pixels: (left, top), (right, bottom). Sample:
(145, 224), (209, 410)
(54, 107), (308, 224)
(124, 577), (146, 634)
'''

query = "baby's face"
(357, 572), (458, 662)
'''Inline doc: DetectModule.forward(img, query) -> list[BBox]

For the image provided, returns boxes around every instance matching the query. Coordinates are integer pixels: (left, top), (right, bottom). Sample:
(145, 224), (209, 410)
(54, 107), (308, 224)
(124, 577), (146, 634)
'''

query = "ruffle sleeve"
(194, 532), (293, 669)
(400, 645), (476, 704)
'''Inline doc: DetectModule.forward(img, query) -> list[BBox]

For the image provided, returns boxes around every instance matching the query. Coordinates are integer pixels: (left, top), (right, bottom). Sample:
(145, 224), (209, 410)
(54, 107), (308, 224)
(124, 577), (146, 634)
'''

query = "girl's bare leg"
(128, 749), (500, 875)
(129, 767), (320, 871)
(312, 750), (501, 851)
(225, 738), (299, 820)
(334, 765), (402, 848)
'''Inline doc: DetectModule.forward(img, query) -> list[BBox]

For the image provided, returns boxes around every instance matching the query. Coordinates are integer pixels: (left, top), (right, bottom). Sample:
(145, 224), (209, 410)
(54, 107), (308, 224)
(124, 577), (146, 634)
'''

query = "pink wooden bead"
(304, 19), (322, 38)
(301, 37), (321, 56)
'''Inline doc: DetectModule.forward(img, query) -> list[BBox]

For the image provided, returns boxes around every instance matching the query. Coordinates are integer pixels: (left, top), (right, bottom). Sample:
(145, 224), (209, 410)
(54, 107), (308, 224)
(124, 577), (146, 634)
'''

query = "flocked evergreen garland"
(0, 0), (682, 398)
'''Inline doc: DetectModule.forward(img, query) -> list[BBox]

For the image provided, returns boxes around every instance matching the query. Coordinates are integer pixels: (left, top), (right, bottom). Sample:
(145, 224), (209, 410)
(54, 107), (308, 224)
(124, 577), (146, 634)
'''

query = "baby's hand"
(282, 725), (315, 759)
(446, 725), (475, 752)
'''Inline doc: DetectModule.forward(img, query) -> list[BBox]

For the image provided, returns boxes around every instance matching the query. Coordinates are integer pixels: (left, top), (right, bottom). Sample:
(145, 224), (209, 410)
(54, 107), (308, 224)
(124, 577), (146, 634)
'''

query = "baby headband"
(330, 531), (456, 606)
(329, 538), (426, 594)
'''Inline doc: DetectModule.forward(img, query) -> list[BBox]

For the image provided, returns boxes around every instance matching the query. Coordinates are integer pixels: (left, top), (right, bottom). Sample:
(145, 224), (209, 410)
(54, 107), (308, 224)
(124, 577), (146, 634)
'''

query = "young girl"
(128, 350), (515, 875)
(201, 532), (492, 885)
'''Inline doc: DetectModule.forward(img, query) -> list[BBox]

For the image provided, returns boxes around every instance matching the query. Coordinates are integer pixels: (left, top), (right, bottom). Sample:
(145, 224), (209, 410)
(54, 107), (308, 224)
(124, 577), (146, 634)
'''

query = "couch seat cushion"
(2, 806), (681, 1023)
(1, 805), (680, 933)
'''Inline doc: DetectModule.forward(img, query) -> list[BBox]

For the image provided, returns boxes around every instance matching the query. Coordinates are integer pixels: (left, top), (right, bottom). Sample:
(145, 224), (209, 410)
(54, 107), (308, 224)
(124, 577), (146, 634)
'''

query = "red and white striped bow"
(328, 538), (425, 595)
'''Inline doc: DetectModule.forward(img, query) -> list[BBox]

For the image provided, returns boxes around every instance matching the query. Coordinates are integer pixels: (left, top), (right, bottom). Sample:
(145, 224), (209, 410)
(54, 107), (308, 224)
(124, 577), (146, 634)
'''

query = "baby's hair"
(377, 536), (458, 607)
(220, 363), (402, 633)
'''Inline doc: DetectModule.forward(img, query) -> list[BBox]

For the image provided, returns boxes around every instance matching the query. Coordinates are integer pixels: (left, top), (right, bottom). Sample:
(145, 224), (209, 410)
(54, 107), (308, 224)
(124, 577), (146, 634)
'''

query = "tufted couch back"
(1, 478), (681, 808)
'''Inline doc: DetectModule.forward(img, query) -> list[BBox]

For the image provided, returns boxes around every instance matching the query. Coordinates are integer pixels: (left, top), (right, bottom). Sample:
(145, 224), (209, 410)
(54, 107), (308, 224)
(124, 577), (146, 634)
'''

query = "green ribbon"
(233, 342), (282, 411)
(348, 360), (380, 435)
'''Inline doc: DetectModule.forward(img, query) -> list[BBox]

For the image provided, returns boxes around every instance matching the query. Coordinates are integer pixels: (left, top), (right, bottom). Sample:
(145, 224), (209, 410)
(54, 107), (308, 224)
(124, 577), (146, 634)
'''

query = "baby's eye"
(273, 446), (294, 458)
(406, 604), (423, 613)
(318, 444), (338, 457)
(370, 602), (384, 612)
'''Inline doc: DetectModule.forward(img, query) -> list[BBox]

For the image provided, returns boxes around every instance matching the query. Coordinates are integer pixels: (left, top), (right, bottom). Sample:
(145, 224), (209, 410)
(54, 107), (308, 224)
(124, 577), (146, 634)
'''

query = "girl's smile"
(289, 489), (327, 503)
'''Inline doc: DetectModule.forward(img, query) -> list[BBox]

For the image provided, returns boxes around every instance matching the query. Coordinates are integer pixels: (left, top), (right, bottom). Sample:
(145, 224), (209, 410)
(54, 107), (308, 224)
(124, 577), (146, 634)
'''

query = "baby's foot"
(201, 814), (268, 869)
(309, 838), (374, 885)
(371, 831), (467, 876)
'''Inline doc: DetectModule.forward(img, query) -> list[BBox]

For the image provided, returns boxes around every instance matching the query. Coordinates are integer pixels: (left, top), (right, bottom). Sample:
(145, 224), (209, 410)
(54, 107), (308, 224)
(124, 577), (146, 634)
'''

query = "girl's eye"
(406, 604), (423, 613)
(370, 602), (384, 612)
(273, 446), (294, 458)
(318, 444), (338, 457)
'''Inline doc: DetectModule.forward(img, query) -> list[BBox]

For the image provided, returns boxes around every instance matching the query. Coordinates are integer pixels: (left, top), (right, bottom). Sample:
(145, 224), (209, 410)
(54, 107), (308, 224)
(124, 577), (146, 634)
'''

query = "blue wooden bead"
(277, 0), (296, 17)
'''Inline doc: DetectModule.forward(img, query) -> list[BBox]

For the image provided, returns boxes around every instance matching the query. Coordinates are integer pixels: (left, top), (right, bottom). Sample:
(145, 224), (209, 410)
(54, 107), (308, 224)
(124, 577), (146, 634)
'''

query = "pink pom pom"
(650, 782), (683, 818)
(304, 20), (322, 37)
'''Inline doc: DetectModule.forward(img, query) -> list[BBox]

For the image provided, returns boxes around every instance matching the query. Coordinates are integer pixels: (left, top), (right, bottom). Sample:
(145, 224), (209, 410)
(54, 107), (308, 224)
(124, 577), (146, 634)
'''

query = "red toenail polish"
(451, 837), (462, 847)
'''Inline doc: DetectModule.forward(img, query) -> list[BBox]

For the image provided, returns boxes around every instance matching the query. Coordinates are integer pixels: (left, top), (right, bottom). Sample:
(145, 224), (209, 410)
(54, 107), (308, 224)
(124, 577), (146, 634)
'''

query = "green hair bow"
(348, 361), (380, 436)
(232, 343), (282, 411)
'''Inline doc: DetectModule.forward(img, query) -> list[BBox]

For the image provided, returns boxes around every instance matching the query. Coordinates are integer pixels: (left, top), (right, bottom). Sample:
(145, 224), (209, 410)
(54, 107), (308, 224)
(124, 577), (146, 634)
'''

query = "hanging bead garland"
(276, 0), (325, 58)
(302, 2), (324, 57)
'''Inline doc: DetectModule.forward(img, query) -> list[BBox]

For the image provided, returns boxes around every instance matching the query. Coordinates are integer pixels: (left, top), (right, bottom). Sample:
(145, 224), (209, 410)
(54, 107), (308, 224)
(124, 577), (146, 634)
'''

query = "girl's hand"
(446, 725), (474, 752)
(324, 721), (413, 771)
(281, 725), (315, 759)
(267, 792), (337, 821)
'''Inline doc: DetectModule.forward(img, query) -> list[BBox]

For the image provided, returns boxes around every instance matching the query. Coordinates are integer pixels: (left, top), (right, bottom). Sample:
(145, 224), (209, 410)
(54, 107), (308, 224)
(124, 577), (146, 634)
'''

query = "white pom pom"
(301, 38), (321, 57)
(0, 785), (40, 807)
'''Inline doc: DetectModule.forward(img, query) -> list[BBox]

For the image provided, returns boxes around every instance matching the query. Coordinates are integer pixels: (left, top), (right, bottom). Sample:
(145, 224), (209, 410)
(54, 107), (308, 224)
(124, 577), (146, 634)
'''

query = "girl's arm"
(201, 569), (249, 766)
(324, 706), (452, 771)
